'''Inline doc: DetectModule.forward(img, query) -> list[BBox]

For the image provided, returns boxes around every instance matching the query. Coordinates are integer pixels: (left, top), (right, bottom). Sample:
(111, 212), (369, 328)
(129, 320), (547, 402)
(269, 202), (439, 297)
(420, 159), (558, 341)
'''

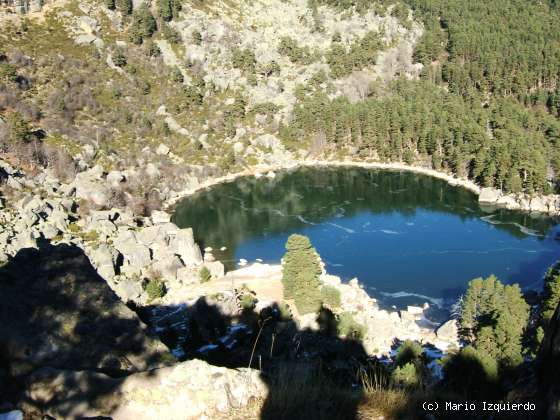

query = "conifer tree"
(442, 345), (499, 399)
(116, 0), (132, 15)
(542, 263), (560, 325)
(129, 4), (157, 44)
(281, 234), (322, 314)
(7, 112), (32, 144)
(459, 275), (529, 367)
(158, 0), (180, 21)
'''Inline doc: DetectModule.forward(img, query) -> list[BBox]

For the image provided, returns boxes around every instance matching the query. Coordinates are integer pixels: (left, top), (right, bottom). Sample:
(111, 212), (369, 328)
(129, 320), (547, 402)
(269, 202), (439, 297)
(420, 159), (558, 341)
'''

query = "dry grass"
(357, 389), (416, 419)
(221, 361), (428, 420)
(224, 383), (421, 420)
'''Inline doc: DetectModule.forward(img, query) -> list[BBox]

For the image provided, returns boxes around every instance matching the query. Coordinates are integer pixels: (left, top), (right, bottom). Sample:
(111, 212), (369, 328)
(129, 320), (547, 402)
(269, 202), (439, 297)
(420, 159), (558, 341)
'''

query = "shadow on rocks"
(1, 241), (372, 419)
(0, 241), (168, 417)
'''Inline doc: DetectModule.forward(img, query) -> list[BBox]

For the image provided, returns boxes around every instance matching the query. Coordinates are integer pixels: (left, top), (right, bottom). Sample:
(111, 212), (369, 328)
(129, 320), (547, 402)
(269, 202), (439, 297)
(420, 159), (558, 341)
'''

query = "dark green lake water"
(172, 167), (560, 311)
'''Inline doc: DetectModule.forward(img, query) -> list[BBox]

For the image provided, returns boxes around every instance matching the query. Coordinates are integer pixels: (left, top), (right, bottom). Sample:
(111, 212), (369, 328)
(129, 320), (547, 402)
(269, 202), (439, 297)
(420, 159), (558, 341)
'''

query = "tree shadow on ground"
(136, 299), (371, 419)
(0, 242), (372, 419)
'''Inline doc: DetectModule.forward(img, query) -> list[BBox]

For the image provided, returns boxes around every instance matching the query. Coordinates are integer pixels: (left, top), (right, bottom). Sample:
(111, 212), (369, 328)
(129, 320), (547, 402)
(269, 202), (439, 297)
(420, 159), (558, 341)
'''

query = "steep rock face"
(538, 302), (560, 418)
(0, 243), (167, 389)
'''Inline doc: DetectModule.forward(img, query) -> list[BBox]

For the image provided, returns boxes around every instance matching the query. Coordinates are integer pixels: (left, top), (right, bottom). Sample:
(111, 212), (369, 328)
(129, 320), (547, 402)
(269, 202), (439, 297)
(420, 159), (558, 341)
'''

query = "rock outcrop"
(22, 359), (267, 419)
(0, 243), (167, 383)
(0, 159), (212, 305)
(479, 187), (560, 215)
(72, 165), (110, 207)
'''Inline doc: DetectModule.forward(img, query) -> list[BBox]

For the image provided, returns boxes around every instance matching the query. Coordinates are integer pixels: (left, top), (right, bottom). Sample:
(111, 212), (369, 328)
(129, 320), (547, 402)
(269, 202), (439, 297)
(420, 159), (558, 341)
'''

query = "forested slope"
(283, 0), (560, 195)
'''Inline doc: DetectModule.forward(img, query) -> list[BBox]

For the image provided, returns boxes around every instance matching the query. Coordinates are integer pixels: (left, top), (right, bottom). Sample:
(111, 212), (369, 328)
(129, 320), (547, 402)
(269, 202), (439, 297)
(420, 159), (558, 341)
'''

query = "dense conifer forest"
(283, 0), (560, 195)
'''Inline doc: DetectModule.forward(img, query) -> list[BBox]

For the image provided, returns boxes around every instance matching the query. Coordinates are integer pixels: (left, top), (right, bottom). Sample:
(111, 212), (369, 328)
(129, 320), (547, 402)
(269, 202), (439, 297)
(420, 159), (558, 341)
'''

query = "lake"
(172, 167), (560, 313)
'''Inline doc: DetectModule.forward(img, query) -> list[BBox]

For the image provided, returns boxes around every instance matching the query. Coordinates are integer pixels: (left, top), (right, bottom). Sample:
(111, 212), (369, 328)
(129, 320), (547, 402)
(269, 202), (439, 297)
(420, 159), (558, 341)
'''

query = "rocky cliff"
(0, 242), (168, 407)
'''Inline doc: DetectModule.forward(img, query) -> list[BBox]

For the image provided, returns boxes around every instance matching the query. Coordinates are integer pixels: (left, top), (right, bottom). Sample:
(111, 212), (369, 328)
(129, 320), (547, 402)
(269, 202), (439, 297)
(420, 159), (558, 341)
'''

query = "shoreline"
(164, 158), (481, 208)
(165, 158), (560, 216)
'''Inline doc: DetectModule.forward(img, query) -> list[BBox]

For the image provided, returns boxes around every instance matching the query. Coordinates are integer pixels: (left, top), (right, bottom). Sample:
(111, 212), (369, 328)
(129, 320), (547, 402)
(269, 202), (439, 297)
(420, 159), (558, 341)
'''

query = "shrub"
(113, 50), (127, 67)
(183, 85), (203, 106)
(320, 285), (341, 308)
(395, 340), (423, 367)
(82, 230), (99, 242)
(6, 111), (32, 144)
(147, 42), (161, 57)
(0, 63), (18, 82)
(146, 278), (166, 301)
(259, 61), (281, 77)
(218, 150), (236, 171)
(278, 37), (314, 65)
(231, 47), (256, 74)
(139, 80), (151, 95)
(336, 311), (366, 339)
(68, 222), (81, 233)
(161, 23), (181, 44)
(250, 102), (279, 121)
(192, 30), (202, 45)
(170, 67), (184, 83)
(391, 362), (419, 388)
(105, 0), (115, 10)
(240, 293), (257, 310)
(199, 266), (211, 283)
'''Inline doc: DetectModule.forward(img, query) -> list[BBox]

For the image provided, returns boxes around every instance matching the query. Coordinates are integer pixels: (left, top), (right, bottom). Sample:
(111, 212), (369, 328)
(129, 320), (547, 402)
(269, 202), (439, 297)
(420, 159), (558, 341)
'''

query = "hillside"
(1, 0), (560, 201)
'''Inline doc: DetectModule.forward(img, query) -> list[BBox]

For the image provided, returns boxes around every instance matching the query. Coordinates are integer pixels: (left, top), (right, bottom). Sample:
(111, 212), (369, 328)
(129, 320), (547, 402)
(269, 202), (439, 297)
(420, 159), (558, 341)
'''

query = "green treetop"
(281, 234), (322, 314)
(7, 112), (32, 144)
(116, 0), (133, 15)
(542, 262), (560, 325)
(459, 275), (529, 368)
(129, 4), (157, 45)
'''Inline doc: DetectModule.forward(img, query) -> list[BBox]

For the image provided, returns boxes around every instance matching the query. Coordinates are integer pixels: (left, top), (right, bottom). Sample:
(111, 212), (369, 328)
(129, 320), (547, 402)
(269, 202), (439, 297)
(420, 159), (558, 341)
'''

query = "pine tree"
(112, 49), (127, 67)
(281, 234), (322, 314)
(442, 345), (499, 399)
(7, 112), (32, 144)
(542, 263), (560, 325)
(459, 275), (529, 367)
(158, 0), (174, 21)
(161, 23), (181, 44)
(116, 0), (132, 15)
(129, 4), (157, 44)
